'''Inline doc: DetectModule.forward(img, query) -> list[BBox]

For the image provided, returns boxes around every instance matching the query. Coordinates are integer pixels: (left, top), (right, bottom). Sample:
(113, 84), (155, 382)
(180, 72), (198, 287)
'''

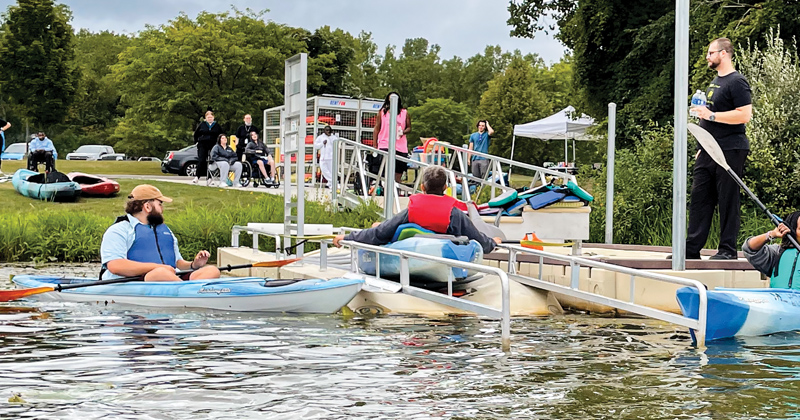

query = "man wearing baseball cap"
(99, 184), (220, 281)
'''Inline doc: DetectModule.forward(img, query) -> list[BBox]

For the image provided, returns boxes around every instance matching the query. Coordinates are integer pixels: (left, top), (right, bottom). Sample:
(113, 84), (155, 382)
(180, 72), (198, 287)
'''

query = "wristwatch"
(709, 112), (716, 122)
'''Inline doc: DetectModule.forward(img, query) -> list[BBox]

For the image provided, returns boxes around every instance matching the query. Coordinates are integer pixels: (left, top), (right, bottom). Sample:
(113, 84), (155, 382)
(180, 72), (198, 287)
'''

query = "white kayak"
(12, 275), (364, 314)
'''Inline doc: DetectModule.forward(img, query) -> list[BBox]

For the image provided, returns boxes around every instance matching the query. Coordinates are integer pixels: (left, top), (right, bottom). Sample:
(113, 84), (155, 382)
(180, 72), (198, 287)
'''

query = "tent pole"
(564, 138), (568, 165)
(509, 134), (516, 178)
(572, 138), (576, 166)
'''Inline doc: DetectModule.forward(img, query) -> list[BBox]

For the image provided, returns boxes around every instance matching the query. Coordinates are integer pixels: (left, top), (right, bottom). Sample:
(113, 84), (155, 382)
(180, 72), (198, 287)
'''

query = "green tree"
(477, 56), (553, 165)
(407, 98), (474, 149)
(110, 9), (315, 155)
(0, 0), (79, 128)
(305, 26), (360, 96)
(379, 38), (444, 107)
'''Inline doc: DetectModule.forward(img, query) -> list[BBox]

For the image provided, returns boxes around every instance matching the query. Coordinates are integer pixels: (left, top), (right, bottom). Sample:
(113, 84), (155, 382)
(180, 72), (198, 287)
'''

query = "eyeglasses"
(706, 49), (724, 57)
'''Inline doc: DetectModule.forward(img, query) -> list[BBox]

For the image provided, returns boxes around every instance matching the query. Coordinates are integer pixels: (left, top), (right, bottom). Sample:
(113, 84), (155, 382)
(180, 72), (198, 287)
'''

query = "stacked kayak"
(12, 169), (81, 201)
(357, 225), (484, 285)
(12, 275), (364, 314)
(676, 286), (800, 342)
(67, 172), (120, 197)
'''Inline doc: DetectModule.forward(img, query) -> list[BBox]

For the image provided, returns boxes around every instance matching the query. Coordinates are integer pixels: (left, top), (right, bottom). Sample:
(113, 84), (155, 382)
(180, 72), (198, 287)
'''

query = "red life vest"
(407, 194), (456, 233)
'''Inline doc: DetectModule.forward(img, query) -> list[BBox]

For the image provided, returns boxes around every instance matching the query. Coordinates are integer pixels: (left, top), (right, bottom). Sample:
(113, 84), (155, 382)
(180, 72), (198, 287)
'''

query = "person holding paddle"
(332, 165), (501, 254)
(686, 37), (752, 260)
(743, 212), (800, 289)
(100, 184), (220, 282)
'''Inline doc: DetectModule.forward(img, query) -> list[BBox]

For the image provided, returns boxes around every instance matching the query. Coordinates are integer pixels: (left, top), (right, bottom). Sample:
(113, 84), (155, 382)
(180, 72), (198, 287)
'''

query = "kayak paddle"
(0, 259), (301, 303)
(687, 122), (800, 250)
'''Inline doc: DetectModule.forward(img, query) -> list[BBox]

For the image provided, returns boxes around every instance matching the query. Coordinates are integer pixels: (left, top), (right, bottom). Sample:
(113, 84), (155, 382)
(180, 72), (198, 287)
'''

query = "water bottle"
(690, 90), (707, 117)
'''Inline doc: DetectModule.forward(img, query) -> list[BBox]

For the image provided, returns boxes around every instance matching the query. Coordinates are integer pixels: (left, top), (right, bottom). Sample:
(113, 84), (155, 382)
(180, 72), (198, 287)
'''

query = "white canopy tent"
(511, 106), (596, 165)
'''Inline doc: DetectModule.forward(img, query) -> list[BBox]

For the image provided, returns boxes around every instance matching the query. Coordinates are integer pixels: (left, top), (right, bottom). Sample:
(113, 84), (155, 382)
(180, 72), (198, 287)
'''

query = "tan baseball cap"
(128, 184), (173, 202)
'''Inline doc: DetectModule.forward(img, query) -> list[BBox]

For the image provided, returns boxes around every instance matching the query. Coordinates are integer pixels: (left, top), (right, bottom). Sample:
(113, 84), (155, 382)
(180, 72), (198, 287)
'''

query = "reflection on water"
(1, 264), (800, 419)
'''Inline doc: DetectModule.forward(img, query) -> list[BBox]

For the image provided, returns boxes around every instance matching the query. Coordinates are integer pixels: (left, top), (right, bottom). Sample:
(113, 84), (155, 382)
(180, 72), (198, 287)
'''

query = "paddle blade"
(252, 258), (302, 268)
(0, 287), (55, 302)
(688, 123), (731, 171)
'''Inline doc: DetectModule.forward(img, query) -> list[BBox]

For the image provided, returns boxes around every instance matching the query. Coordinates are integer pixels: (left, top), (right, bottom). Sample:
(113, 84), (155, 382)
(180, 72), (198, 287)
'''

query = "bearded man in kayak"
(743, 212), (800, 289)
(332, 165), (501, 253)
(100, 184), (220, 282)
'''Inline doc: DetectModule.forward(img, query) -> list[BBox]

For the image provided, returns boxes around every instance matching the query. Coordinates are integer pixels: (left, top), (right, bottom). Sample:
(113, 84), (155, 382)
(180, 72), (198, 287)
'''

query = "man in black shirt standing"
(0, 118), (10, 176)
(235, 114), (259, 162)
(687, 37), (753, 260)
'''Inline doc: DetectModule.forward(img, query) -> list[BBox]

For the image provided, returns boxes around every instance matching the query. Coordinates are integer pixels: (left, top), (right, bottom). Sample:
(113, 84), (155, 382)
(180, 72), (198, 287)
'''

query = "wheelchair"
(27, 151), (56, 173)
(242, 154), (280, 188)
(206, 159), (248, 188)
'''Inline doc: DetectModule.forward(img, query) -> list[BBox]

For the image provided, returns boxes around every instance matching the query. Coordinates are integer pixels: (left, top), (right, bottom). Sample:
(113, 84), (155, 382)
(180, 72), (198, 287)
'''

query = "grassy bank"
(0, 179), (382, 263)
(1, 160), (167, 176)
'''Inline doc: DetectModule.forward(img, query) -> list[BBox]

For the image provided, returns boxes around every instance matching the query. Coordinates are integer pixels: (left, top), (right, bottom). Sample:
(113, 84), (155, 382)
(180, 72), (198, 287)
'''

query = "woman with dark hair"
(244, 131), (277, 184)
(743, 211), (800, 289)
(192, 110), (224, 184)
(372, 91), (411, 183)
(210, 134), (242, 187)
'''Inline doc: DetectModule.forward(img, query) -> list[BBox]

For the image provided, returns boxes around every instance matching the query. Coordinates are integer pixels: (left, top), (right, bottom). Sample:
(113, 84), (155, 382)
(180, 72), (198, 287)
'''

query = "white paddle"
(687, 123), (798, 247)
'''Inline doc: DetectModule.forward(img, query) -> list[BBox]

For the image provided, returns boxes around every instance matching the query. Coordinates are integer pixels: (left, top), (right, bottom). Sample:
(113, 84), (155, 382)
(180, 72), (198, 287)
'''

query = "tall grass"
(0, 193), (383, 263)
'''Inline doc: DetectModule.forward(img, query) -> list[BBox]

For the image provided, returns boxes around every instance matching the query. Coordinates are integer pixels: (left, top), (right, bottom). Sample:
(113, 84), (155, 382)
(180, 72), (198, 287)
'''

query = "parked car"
(66, 145), (115, 161)
(161, 145), (198, 176)
(1, 143), (28, 160)
(138, 157), (162, 163)
(99, 153), (126, 161)
(1, 142), (59, 160)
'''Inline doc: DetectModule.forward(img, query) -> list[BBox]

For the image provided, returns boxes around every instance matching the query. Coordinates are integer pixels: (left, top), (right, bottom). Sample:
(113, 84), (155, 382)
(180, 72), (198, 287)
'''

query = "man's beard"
(147, 210), (164, 226)
(708, 60), (719, 69)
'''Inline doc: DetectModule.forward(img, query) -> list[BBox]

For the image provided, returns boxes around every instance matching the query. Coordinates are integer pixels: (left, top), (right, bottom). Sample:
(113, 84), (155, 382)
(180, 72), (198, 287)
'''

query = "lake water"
(1, 263), (799, 419)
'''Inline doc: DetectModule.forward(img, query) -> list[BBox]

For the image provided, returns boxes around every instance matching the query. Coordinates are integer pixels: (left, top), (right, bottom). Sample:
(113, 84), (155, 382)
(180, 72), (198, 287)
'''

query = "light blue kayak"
(12, 169), (81, 201)
(677, 286), (800, 342)
(12, 275), (364, 314)
(357, 236), (483, 285)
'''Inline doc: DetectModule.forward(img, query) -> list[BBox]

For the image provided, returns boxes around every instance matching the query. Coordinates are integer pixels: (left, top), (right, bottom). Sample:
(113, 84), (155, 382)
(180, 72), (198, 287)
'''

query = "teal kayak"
(12, 169), (81, 201)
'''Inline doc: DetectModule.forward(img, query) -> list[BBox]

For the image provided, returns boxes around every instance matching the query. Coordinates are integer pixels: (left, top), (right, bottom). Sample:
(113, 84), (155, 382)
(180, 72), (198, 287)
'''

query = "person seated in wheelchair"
(210, 134), (242, 188)
(244, 131), (277, 184)
(28, 131), (57, 172)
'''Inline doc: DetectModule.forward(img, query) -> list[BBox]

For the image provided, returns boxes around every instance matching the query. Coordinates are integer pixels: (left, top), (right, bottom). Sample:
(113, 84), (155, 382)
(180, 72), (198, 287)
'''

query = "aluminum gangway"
(228, 225), (709, 348)
(328, 137), (579, 217)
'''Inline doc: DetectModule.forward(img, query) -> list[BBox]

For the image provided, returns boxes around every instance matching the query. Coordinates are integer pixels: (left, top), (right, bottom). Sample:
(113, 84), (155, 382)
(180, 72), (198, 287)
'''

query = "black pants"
(686, 148), (748, 257)
(28, 151), (55, 172)
(196, 143), (211, 177)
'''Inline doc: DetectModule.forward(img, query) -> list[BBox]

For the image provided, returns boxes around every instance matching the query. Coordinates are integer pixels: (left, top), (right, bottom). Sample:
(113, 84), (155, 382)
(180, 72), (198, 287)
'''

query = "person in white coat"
(314, 125), (337, 188)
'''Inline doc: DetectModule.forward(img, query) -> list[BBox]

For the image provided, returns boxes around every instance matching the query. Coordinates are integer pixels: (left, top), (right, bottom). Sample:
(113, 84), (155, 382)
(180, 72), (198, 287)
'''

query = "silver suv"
(66, 145), (115, 161)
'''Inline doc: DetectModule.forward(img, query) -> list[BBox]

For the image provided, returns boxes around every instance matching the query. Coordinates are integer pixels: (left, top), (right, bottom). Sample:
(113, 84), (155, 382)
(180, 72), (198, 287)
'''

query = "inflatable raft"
(12, 169), (81, 201)
(12, 275), (364, 314)
(356, 224), (484, 286)
(67, 172), (120, 197)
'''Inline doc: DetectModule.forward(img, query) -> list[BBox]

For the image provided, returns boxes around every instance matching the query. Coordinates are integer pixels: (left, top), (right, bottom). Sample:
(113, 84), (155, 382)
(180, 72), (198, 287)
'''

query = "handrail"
(496, 243), (708, 346)
(341, 239), (511, 351)
(329, 137), (516, 217)
(428, 140), (577, 200)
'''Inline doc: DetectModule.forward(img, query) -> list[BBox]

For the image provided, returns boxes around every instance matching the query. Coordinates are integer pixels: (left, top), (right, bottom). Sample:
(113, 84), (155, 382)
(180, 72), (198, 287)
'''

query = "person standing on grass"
(100, 184), (220, 282)
(685, 37), (752, 260)
(193, 110), (224, 184)
(468, 120), (493, 180)
(0, 117), (10, 176)
(314, 125), (337, 188)
(235, 114), (259, 162)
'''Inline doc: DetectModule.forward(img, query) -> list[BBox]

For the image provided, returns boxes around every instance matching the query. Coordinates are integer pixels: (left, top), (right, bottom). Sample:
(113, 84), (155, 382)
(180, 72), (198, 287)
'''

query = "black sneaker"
(709, 252), (737, 260)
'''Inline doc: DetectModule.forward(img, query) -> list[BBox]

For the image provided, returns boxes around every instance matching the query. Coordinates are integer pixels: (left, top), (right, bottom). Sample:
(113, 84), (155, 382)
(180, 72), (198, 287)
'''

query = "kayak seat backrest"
(391, 223), (467, 245)
(528, 190), (567, 210)
(488, 189), (518, 208)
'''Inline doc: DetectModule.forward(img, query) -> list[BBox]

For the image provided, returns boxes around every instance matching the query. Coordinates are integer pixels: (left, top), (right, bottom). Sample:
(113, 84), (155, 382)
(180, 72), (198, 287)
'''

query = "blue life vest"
(771, 248), (800, 289)
(127, 222), (178, 268)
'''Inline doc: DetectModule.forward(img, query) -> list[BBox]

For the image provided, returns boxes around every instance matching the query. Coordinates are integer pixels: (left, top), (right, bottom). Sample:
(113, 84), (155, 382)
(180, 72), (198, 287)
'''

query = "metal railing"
(341, 240), (512, 350)
(329, 138), (517, 218)
(427, 140), (578, 202)
(496, 243), (708, 346)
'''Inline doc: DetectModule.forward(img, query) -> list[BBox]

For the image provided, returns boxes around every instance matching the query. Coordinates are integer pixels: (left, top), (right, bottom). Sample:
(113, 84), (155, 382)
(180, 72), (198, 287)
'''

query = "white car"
(66, 145), (115, 161)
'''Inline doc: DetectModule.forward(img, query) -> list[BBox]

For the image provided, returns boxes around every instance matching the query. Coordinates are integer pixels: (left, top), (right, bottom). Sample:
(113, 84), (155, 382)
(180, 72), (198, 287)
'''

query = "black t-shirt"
(699, 71), (751, 150)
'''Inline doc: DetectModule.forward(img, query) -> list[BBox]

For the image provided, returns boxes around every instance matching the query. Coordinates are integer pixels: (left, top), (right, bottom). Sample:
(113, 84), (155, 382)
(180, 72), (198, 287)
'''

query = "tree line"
(0, 0), (576, 165)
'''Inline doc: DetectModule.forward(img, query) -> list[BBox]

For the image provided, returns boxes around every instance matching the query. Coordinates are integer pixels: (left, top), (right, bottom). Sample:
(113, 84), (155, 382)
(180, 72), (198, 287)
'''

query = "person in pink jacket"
(372, 92), (412, 183)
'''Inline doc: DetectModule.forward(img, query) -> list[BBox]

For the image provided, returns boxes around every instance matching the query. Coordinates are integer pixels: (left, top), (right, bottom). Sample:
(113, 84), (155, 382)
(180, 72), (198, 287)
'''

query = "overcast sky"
(0, 0), (566, 63)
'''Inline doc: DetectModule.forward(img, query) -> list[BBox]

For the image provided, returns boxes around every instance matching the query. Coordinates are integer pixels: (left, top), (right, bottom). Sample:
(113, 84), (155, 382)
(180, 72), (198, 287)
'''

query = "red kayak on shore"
(67, 172), (120, 197)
